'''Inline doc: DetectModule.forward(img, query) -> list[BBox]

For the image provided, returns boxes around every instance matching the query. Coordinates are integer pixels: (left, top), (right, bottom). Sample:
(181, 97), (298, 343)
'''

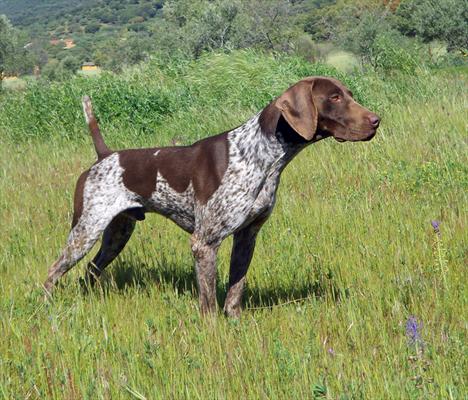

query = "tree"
(237, 1), (302, 52)
(139, 3), (158, 18)
(0, 15), (16, 85)
(98, 9), (117, 24)
(42, 59), (61, 81)
(153, 0), (303, 58)
(304, 0), (386, 42)
(395, 0), (468, 50)
(60, 55), (80, 74)
(85, 22), (101, 34)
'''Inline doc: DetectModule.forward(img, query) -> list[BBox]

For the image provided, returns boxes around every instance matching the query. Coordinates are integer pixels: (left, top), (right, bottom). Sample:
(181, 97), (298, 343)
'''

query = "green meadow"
(0, 51), (466, 399)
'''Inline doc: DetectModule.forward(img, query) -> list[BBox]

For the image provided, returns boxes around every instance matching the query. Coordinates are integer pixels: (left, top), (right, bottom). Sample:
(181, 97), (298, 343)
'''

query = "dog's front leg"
(224, 218), (266, 318)
(191, 234), (219, 315)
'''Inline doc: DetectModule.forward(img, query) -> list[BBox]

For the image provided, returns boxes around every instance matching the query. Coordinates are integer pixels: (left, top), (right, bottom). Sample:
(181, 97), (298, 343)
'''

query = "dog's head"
(274, 77), (380, 142)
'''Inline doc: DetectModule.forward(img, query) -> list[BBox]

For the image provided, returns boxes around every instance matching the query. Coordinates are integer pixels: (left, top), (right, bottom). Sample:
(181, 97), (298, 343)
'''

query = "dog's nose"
(368, 114), (380, 128)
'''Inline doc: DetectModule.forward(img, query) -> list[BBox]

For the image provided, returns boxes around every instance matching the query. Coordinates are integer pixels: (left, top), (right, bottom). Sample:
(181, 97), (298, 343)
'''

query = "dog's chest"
(248, 172), (280, 218)
(196, 128), (282, 235)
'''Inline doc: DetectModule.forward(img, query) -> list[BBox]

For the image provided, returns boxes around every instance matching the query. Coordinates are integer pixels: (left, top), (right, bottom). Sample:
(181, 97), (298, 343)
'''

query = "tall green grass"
(0, 51), (467, 399)
(0, 50), (377, 145)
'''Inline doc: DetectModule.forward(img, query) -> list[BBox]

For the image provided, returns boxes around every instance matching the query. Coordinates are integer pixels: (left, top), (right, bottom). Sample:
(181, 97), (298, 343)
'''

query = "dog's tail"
(82, 95), (112, 160)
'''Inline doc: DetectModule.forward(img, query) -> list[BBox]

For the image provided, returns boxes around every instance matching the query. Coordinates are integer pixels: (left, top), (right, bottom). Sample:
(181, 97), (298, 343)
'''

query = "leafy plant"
(370, 32), (419, 74)
(395, 0), (468, 51)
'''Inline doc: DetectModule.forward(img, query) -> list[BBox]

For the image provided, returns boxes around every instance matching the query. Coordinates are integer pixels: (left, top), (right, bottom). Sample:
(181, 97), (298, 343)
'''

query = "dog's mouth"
(360, 131), (377, 141)
(333, 127), (377, 143)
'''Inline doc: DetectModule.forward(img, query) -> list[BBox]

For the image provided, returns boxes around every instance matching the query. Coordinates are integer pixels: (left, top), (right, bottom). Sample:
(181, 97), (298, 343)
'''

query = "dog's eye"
(330, 94), (341, 102)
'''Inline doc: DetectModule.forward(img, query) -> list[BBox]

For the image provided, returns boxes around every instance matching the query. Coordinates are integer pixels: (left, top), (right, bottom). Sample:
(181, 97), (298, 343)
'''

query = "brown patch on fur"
(259, 101), (282, 136)
(259, 101), (311, 145)
(120, 132), (229, 204)
(191, 133), (229, 204)
(71, 170), (89, 228)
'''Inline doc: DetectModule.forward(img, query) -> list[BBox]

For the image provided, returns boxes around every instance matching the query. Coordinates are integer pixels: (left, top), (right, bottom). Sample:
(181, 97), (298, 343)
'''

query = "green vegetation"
(0, 14), (35, 81)
(0, 50), (467, 398)
(0, 51), (372, 144)
(0, 0), (163, 30)
(0, 0), (466, 79)
(0, 14), (14, 79)
(0, 0), (164, 75)
(0, 0), (467, 397)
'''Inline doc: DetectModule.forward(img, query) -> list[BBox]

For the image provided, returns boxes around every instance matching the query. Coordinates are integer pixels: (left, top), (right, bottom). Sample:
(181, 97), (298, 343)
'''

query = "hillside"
(0, 1), (93, 26)
(0, 0), (163, 30)
(0, 0), (465, 80)
(0, 0), (166, 77)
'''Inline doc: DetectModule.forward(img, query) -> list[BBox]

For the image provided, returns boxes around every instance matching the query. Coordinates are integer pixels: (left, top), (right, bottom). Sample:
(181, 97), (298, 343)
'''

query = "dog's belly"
(145, 176), (196, 233)
(138, 166), (279, 236)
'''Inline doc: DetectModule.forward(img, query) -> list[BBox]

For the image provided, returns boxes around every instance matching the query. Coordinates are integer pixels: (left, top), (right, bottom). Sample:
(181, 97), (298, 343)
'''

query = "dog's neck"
(228, 103), (328, 176)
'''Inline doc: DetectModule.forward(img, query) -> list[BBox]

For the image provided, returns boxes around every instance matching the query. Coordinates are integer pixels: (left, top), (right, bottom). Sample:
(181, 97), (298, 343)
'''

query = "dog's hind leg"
(43, 212), (117, 295)
(85, 213), (136, 285)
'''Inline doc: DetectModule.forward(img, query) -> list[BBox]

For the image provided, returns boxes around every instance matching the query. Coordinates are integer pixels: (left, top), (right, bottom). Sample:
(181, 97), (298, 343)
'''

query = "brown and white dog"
(44, 77), (380, 317)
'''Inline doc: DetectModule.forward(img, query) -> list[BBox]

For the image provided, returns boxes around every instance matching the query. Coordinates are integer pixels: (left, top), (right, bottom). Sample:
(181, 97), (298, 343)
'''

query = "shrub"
(60, 55), (80, 74)
(85, 22), (101, 34)
(436, 50), (468, 68)
(395, 0), (468, 51)
(370, 32), (419, 74)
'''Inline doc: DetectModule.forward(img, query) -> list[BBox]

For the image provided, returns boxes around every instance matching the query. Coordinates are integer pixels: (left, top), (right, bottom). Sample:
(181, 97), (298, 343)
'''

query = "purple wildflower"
(431, 220), (440, 235)
(406, 316), (424, 347)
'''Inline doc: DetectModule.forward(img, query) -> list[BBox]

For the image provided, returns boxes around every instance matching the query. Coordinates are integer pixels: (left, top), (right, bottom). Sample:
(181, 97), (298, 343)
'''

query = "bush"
(395, 0), (468, 51)
(60, 55), (80, 74)
(85, 22), (101, 34)
(436, 50), (468, 68)
(370, 32), (419, 74)
(128, 22), (147, 32)
(339, 9), (394, 59)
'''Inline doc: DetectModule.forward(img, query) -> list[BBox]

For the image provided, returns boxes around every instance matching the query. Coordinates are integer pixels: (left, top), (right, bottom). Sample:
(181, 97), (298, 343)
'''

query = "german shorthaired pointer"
(44, 77), (380, 317)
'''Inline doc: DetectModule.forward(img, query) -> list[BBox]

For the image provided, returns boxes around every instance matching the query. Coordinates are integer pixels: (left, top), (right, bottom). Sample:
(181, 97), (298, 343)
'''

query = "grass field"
(0, 52), (467, 399)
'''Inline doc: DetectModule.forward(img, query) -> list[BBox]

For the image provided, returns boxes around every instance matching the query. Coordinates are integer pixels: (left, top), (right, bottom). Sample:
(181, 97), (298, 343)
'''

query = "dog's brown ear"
(274, 80), (317, 141)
